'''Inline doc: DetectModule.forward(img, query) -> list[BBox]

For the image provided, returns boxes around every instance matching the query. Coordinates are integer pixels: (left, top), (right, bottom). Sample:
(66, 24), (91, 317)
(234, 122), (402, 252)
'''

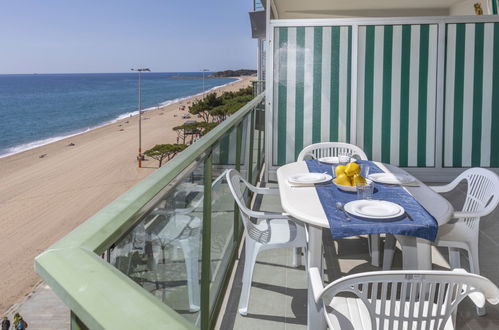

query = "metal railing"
(35, 93), (265, 330)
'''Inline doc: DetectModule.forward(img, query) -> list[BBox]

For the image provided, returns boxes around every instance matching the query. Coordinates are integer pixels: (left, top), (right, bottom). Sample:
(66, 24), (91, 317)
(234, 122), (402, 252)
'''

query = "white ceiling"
(267, 0), (469, 18)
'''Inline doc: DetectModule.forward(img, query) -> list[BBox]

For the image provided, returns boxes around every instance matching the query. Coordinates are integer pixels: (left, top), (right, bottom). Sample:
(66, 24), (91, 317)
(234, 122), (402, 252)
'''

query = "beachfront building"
(35, 0), (499, 329)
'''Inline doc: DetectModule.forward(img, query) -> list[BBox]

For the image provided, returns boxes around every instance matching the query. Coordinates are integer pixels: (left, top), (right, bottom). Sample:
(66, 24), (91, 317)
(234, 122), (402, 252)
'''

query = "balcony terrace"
(33, 88), (499, 329)
(34, 5), (499, 330)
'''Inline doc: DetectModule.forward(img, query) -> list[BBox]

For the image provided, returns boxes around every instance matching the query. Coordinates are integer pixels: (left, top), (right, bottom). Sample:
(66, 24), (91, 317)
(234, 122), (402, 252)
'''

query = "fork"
(336, 202), (351, 221)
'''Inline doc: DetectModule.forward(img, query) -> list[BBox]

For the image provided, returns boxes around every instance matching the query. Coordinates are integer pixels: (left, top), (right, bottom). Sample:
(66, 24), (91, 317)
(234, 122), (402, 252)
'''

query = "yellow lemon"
(336, 173), (352, 186)
(353, 174), (367, 186)
(335, 165), (346, 178)
(345, 162), (361, 177)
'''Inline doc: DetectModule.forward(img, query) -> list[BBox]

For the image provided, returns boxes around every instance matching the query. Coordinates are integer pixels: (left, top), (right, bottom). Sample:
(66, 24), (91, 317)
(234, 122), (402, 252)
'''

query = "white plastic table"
(276, 161), (454, 330)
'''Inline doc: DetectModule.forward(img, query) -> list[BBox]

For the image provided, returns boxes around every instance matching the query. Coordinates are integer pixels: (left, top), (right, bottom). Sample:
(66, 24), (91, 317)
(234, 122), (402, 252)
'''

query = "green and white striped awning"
(271, 21), (499, 168)
(444, 23), (499, 168)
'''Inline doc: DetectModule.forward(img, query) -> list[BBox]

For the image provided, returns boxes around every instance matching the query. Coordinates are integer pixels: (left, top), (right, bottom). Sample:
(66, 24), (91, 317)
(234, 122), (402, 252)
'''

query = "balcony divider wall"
(265, 16), (499, 182)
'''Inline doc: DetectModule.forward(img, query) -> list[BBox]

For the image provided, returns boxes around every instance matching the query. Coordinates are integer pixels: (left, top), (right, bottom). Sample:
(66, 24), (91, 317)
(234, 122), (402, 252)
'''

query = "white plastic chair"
(429, 168), (499, 273)
(430, 168), (499, 315)
(149, 214), (202, 312)
(297, 142), (382, 267)
(226, 169), (308, 315)
(297, 142), (368, 161)
(309, 267), (499, 329)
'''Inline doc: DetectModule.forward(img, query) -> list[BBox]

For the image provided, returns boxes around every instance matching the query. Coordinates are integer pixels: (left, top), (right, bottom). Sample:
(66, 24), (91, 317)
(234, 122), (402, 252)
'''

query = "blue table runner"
(305, 160), (438, 241)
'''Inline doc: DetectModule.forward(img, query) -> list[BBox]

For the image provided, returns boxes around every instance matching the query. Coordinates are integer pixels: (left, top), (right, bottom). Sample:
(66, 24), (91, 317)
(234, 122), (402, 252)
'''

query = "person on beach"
(1, 317), (10, 330)
(11, 315), (19, 329)
(11, 315), (18, 330)
(12, 314), (27, 330)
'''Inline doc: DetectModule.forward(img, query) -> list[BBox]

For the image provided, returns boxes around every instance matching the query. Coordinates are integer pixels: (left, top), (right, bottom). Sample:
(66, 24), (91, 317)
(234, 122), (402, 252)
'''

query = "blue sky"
(0, 0), (257, 74)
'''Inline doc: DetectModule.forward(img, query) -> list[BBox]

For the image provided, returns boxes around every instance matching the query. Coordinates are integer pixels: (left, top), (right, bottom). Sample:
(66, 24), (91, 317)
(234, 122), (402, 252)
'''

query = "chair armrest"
(246, 185), (281, 195)
(308, 267), (324, 304)
(304, 223), (309, 243)
(429, 174), (467, 194)
(304, 152), (316, 160)
(249, 210), (290, 219)
(452, 269), (487, 307)
(454, 210), (489, 219)
(428, 183), (454, 193)
(238, 174), (281, 195)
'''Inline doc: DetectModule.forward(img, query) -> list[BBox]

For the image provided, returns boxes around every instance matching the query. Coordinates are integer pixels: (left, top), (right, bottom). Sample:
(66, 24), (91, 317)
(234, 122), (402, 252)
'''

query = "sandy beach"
(0, 76), (254, 313)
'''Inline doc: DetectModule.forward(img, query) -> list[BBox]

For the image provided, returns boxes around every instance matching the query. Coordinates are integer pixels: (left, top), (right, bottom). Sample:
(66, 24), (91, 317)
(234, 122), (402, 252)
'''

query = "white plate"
(288, 173), (332, 184)
(344, 200), (405, 219)
(318, 157), (358, 164)
(318, 156), (339, 164)
(368, 173), (415, 185)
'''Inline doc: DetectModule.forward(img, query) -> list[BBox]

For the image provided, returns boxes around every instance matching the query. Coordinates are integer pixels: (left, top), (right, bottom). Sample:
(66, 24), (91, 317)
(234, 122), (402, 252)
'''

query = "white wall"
(449, 0), (492, 15)
(279, 8), (450, 19)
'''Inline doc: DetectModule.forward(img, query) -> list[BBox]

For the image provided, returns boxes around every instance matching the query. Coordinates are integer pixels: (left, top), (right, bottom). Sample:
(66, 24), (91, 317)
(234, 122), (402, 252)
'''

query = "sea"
(0, 72), (237, 157)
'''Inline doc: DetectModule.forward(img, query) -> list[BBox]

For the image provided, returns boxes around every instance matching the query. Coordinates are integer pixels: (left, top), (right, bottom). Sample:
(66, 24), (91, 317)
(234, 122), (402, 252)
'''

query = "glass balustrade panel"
(109, 161), (206, 326)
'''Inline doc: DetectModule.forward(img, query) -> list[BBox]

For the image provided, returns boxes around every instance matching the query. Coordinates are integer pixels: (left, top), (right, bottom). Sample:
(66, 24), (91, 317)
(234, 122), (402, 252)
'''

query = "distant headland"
(171, 69), (256, 79)
(208, 69), (256, 77)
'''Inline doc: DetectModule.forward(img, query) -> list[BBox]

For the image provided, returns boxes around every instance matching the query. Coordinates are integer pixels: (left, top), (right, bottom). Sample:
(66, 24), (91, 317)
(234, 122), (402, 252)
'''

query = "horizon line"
(0, 69), (257, 75)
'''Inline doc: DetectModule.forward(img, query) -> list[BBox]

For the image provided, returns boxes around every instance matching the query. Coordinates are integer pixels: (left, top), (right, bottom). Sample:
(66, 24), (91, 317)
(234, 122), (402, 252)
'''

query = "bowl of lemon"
(333, 162), (371, 192)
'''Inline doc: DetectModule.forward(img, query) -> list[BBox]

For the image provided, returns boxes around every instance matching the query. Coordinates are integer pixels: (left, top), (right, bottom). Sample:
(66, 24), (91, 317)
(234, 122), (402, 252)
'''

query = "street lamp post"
(201, 69), (209, 98)
(131, 68), (150, 168)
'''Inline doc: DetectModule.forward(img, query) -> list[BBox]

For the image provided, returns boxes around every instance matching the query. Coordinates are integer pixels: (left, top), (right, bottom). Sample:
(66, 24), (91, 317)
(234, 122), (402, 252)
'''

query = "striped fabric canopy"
(357, 24), (437, 167)
(272, 22), (499, 168)
(445, 23), (499, 168)
(273, 26), (352, 165)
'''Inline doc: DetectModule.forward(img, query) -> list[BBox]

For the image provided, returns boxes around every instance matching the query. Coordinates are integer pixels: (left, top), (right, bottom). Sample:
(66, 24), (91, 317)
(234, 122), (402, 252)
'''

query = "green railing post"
(257, 132), (261, 169)
(201, 153), (212, 329)
(262, 117), (265, 168)
(234, 122), (243, 241)
(257, 99), (264, 168)
(235, 123), (242, 173)
(257, 110), (262, 169)
(248, 111), (255, 186)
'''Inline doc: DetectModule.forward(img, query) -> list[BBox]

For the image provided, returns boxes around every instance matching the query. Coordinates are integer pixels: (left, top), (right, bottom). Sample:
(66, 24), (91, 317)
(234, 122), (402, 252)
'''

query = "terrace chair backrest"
(461, 168), (499, 214)
(226, 169), (271, 244)
(297, 142), (368, 161)
(452, 168), (499, 229)
(319, 270), (499, 330)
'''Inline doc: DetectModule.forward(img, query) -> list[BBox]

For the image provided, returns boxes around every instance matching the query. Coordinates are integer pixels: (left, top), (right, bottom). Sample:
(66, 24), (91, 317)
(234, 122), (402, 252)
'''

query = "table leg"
(416, 238), (432, 270)
(394, 235), (432, 270)
(370, 234), (381, 267)
(307, 225), (326, 330)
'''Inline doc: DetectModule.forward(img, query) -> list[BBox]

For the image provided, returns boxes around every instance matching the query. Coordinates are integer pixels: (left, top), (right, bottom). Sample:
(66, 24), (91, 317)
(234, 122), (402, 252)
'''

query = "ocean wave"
(0, 77), (240, 159)
(0, 128), (93, 158)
